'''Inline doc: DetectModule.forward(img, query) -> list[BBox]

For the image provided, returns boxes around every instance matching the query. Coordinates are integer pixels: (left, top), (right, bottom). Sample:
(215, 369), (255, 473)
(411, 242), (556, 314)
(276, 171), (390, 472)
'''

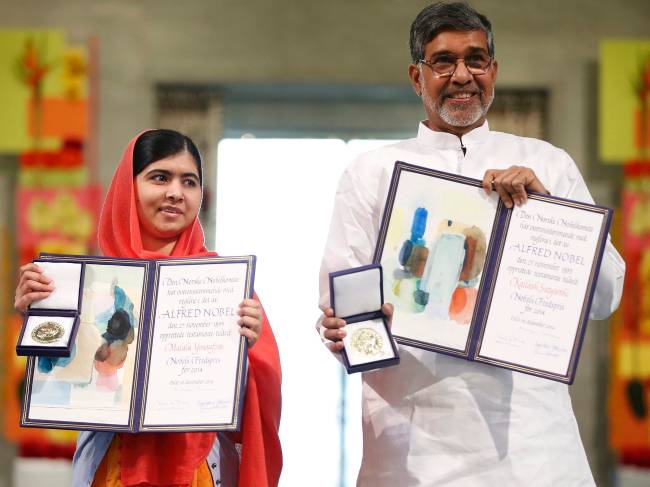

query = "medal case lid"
(330, 264), (384, 322)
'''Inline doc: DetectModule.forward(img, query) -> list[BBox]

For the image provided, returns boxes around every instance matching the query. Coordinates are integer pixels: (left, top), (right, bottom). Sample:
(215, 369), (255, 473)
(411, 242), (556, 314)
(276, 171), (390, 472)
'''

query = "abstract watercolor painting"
(29, 263), (145, 424)
(377, 167), (499, 353)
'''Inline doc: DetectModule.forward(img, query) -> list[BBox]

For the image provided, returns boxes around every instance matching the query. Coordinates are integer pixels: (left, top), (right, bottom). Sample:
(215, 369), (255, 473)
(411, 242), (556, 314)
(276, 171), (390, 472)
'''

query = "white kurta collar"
(416, 120), (490, 150)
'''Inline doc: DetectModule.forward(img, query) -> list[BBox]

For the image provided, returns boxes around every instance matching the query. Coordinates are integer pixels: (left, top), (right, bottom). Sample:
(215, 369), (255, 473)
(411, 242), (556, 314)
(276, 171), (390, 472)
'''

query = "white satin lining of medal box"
(342, 318), (394, 366)
(30, 262), (82, 310)
(332, 267), (382, 318)
(21, 315), (75, 347)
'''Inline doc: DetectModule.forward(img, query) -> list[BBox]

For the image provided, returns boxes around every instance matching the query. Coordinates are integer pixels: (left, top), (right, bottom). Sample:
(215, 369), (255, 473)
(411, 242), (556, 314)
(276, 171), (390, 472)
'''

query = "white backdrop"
(215, 138), (394, 486)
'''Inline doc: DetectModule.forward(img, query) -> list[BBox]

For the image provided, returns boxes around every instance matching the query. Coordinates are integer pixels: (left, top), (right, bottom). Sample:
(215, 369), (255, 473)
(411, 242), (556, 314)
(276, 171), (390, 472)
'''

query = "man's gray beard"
(435, 87), (494, 127)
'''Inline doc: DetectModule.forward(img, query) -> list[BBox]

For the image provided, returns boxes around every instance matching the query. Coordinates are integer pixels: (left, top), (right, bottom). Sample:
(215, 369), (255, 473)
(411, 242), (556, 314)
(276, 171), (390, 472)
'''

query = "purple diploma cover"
(374, 161), (611, 384)
(20, 253), (255, 432)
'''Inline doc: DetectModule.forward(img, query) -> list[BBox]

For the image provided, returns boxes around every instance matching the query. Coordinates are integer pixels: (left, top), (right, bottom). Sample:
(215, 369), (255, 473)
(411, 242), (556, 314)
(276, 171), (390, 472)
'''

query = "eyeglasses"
(418, 54), (493, 78)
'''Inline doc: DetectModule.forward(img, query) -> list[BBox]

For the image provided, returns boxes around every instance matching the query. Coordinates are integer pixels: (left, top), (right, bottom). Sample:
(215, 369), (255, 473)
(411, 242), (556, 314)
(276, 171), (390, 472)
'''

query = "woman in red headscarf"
(15, 129), (282, 487)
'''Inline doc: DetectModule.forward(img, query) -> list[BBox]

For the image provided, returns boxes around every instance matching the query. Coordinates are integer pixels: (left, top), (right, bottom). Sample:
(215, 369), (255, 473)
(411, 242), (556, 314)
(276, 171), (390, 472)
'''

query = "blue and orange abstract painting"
(29, 263), (145, 425)
(379, 169), (498, 352)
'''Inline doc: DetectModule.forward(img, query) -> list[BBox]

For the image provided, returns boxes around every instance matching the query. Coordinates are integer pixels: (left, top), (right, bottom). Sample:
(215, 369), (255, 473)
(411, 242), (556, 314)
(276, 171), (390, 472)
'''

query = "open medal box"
(329, 264), (400, 374)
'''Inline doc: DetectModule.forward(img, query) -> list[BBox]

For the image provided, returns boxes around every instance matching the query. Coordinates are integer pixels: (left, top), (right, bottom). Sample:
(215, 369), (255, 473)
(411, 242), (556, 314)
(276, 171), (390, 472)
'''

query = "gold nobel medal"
(31, 321), (65, 344)
(350, 328), (383, 356)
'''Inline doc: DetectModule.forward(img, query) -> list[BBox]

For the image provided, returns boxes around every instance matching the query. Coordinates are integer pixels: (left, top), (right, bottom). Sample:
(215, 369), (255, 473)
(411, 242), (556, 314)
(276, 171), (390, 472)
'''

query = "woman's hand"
(238, 299), (263, 347)
(14, 263), (55, 314)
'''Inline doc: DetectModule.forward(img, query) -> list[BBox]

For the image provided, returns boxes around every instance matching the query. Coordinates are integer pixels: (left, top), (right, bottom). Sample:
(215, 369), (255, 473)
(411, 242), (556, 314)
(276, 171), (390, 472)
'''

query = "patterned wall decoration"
(609, 164), (650, 468)
(600, 40), (650, 163)
(604, 40), (650, 469)
(1, 31), (100, 460)
(0, 31), (65, 153)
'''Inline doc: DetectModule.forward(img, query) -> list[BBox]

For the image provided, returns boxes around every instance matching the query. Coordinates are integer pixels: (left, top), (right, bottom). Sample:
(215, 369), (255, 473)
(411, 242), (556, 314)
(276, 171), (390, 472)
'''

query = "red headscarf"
(97, 132), (282, 486)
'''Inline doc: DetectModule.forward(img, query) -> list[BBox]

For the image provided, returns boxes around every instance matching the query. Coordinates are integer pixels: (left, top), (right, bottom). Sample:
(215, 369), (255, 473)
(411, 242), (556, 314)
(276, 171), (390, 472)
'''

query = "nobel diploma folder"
(375, 162), (612, 383)
(21, 253), (254, 432)
(329, 264), (400, 374)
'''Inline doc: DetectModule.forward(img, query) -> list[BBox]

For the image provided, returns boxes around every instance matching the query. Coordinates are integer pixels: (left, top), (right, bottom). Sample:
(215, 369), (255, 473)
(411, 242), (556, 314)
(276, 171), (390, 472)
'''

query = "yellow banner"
(599, 40), (650, 163)
(0, 30), (65, 153)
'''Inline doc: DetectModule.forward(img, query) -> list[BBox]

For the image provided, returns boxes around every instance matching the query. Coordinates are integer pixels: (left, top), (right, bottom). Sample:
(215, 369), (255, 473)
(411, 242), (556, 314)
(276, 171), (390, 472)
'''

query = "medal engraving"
(31, 321), (65, 344)
(350, 328), (383, 356)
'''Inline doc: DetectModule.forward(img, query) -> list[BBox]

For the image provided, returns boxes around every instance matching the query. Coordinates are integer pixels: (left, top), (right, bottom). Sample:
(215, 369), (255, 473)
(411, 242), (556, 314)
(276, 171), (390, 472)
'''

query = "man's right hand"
(321, 308), (347, 352)
(321, 302), (394, 352)
(14, 263), (54, 314)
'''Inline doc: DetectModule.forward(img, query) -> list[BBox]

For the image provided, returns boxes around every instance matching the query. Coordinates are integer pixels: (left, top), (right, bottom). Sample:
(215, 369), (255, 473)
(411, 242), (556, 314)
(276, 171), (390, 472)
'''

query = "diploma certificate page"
(478, 199), (605, 375)
(142, 262), (247, 427)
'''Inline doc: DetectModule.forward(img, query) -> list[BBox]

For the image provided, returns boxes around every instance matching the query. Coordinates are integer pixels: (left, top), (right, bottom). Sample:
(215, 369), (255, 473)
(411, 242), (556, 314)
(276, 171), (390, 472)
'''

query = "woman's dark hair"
(133, 129), (202, 184)
(410, 2), (494, 63)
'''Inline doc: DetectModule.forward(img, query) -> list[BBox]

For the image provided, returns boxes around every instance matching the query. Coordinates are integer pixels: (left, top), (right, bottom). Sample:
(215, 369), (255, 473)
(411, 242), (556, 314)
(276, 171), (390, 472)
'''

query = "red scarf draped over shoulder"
(97, 133), (282, 486)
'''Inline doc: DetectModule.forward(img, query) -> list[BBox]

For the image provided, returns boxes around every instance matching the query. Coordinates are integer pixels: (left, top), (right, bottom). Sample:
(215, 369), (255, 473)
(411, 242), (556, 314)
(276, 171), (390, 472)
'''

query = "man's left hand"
(482, 166), (548, 208)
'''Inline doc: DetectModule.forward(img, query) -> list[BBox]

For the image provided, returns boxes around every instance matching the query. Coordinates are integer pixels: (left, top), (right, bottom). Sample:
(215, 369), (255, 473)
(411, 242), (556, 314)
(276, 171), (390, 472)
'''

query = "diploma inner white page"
(478, 199), (604, 375)
(143, 262), (247, 426)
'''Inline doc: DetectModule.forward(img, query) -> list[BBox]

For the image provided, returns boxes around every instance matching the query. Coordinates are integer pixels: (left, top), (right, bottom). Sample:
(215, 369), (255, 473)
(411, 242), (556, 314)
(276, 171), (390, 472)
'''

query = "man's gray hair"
(409, 2), (495, 63)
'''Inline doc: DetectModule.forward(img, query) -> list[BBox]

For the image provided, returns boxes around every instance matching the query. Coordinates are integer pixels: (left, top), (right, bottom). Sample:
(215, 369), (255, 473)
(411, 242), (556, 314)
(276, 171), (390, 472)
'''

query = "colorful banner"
(0, 30), (66, 153)
(600, 41), (650, 163)
(602, 43), (650, 466)
(0, 173), (9, 321)
(16, 186), (101, 262)
(609, 162), (650, 467)
(1, 31), (99, 459)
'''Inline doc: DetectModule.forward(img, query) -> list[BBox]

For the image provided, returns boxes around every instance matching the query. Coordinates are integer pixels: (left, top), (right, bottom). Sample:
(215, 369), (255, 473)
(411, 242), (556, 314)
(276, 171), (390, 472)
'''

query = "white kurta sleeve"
(316, 160), (380, 350)
(318, 162), (379, 310)
(554, 151), (625, 320)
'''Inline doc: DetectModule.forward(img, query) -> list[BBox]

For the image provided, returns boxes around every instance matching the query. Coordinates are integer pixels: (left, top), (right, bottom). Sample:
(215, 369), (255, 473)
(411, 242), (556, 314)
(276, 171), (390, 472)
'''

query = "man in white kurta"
(318, 3), (625, 486)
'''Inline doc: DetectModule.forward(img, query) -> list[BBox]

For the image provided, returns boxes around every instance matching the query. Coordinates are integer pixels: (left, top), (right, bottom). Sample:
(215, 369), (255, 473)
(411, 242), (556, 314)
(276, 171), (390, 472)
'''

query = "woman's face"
(134, 151), (202, 250)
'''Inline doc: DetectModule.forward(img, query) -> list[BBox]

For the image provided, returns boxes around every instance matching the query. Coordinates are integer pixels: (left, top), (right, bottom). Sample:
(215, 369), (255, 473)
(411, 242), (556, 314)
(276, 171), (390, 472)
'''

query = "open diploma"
(375, 162), (611, 383)
(21, 254), (254, 432)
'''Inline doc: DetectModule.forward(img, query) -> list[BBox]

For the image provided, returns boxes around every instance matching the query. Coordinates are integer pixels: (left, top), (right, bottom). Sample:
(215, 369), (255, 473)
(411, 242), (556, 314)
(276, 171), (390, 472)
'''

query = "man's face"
(408, 29), (497, 136)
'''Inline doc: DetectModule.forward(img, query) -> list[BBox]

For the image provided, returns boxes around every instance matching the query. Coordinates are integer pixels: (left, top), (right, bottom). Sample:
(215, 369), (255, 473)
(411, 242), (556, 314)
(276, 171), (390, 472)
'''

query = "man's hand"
(482, 166), (548, 208)
(14, 263), (54, 314)
(321, 308), (346, 352)
(381, 303), (394, 328)
(321, 302), (394, 353)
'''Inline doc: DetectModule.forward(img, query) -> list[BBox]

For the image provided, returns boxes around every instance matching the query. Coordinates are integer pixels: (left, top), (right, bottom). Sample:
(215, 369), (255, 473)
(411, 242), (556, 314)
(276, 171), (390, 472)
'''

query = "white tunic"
(318, 121), (625, 487)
